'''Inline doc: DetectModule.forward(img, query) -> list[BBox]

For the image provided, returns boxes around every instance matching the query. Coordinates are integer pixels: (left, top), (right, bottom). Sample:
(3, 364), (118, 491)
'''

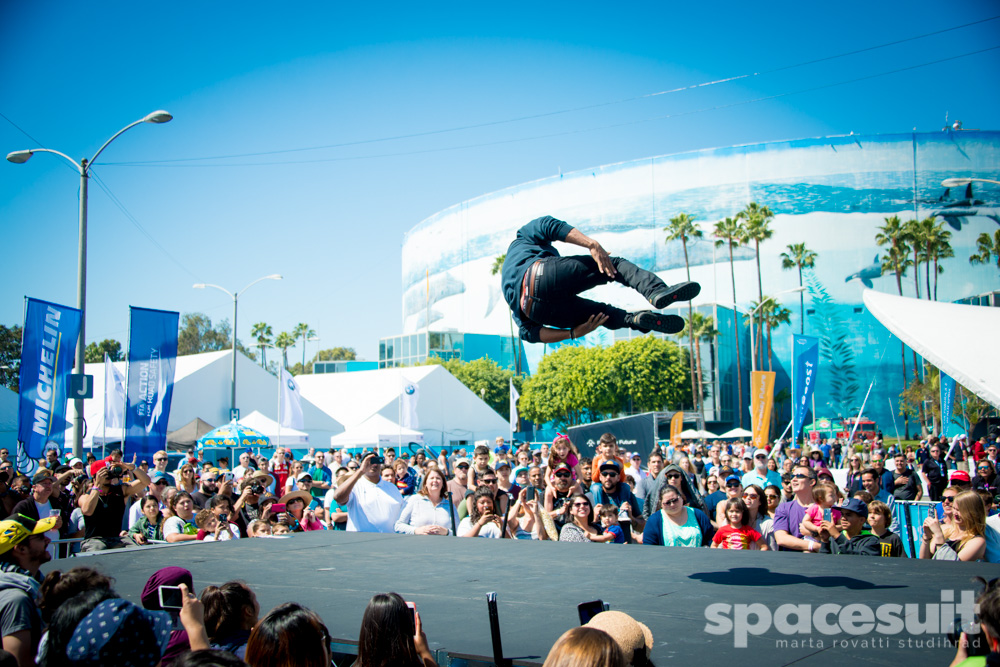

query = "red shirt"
(712, 525), (763, 550)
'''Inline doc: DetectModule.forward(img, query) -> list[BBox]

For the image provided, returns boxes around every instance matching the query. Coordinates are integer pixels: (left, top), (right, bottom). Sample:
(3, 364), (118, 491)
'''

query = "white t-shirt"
(345, 477), (403, 533)
(34, 500), (59, 559)
(458, 516), (502, 538)
(202, 524), (241, 541)
(163, 516), (197, 538)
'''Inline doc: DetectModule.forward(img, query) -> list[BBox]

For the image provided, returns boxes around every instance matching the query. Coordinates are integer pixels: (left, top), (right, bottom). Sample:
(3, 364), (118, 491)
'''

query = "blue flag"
(791, 334), (820, 444)
(124, 307), (179, 460)
(939, 371), (956, 431)
(17, 298), (82, 460)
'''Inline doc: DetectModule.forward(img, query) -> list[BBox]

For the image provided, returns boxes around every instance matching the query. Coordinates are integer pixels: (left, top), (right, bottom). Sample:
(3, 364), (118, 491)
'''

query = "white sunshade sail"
(863, 289), (1000, 409)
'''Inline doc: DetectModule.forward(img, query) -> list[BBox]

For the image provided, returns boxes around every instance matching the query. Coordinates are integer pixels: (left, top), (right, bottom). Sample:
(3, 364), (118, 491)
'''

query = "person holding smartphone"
(333, 451), (403, 533)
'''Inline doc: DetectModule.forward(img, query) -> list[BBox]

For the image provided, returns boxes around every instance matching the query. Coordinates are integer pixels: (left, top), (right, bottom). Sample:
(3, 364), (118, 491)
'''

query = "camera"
(947, 615), (989, 657)
(368, 453), (384, 465)
(250, 484), (264, 495)
(0, 470), (8, 485)
(108, 465), (124, 478)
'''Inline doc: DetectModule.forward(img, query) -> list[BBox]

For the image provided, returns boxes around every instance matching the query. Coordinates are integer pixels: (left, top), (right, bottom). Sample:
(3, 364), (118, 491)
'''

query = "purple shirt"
(772, 499), (808, 550)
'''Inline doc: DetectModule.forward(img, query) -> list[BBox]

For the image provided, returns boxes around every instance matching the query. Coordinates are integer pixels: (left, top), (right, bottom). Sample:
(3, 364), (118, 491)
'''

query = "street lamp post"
(193, 275), (282, 417)
(7, 111), (173, 459)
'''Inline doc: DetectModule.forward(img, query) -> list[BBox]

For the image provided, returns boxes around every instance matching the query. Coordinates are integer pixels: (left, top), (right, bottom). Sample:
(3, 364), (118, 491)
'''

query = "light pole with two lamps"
(193, 275), (282, 419)
(7, 110), (173, 458)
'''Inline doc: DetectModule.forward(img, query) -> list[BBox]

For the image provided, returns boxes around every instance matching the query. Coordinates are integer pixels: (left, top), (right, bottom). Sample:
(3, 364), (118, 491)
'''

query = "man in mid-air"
(502, 216), (700, 342)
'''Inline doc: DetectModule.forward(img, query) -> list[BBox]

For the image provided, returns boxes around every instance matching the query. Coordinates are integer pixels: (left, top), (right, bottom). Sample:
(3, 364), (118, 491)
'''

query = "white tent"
(74, 352), (344, 450)
(718, 428), (753, 439)
(677, 429), (717, 439)
(329, 413), (423, 448)
(238, 410), (309, 447)
(297, 364), (510, 449)
(863, 290), (1000, 408)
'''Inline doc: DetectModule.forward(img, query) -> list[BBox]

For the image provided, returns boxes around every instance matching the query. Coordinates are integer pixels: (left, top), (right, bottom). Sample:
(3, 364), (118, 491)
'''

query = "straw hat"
(278, 490), (313, 508)
(585, 611), (653, 662)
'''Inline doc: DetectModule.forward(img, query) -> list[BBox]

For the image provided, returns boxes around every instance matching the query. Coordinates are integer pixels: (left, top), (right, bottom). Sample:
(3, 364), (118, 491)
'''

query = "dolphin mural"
(845, 254), (883, 289)
(403, 274), (466, 318)
(932, 182), (1000, 230)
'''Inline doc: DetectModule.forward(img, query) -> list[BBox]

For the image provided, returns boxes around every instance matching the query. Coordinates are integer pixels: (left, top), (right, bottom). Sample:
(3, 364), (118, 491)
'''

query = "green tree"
(0, 324), (22, 392)
(251, 322), (273, 368)
(315, 347), (357, 361)
(422, 356), (519, 418)
(970, 229), (1000, 270)
(608, 335), (690, 413)
(274, 331), (296, 369)
(177, 313), (232, 356)
(84, 339), (122, 363)
(902, 218), (923, 299)
(713, 215), (746, 428)
(738, 202), (774, 370)
(876, 215), (914, 439)
(913, 217), (952, 301)
(664, 212), (702, 411)
(779, 242), (817, 334)
(293, 323), (316, 370)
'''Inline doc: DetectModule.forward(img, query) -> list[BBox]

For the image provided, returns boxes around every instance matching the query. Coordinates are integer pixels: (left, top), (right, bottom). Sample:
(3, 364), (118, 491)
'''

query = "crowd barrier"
(894, 500), (936, 558)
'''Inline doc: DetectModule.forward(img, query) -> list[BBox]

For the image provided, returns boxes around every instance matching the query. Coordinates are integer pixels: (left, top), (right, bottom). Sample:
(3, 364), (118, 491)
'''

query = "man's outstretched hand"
(573, 313), (609, 338)
(589, 243), (616, 278)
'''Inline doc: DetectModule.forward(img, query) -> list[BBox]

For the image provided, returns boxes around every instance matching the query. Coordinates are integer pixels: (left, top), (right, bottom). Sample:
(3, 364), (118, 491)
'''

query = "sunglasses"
(571, 502), (590, 508)
(600, 471), (619, 477)
(481, 479), (498, 484)
(726, 482), (741, 488)
(791, 473), (811, 479)
(663, 497), (681, 506)
(456, 464), (470, 469)
(942, 496), (956, 504)
(154, 457), (168, 462)
(742, 493), (759, 500)
(765, 494), (780, 500)
(665, 473), (682, 479)
(554, 472), (572, 479)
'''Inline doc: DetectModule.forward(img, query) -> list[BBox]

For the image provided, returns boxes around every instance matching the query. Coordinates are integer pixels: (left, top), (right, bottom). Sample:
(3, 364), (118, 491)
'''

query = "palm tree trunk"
(683, 239), (698, 416)
(798, 265), (805, 334)
(766, 320), (773, 372)
(913, 249), (921, 299)
(933, 257), (939, 301)
(925, 243), (932, 301)
(302, 336), (307, 370)
(729, 243), (743, 429)
(693, 335), (704, 420)
(755, 240), (763, 370)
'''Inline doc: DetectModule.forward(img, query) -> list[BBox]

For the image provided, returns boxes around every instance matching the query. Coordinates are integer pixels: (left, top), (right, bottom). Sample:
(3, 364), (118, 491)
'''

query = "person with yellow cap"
(0, 515), (57, 666)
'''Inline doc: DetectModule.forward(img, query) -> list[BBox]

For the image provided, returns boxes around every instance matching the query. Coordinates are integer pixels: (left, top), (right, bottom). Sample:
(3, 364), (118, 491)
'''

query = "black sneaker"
(626, 311), (684, 335)
(648, 281), (701, 309)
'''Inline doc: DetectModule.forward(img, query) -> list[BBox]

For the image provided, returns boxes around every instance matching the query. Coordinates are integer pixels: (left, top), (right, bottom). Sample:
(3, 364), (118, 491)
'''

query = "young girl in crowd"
(801, 483), (840, 542)
(546, 435), (581, 486)
(712, 498), (768, 550)
(921, 489), (987, 561)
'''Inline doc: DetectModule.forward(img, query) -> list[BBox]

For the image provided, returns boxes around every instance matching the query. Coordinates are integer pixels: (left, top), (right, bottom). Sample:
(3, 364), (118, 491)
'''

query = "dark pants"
(527, 255), (666, 330)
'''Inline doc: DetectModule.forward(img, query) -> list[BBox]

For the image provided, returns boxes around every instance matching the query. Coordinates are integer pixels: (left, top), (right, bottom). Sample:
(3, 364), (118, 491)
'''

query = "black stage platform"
(45, 531), (999, 666)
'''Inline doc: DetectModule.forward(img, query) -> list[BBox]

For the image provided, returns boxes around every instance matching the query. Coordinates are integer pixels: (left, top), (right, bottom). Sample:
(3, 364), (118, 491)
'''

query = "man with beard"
(543, 463), (576, 530)
(10, 472), (65, 561)
(633, 451), (664, 503)
(191, 470), (220, 510)
(589, 461), (644, 543)
(0, 515), (58, 666)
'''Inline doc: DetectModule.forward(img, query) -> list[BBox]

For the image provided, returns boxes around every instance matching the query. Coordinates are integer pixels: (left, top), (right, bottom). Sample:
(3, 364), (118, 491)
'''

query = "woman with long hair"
(741, 484), (775, 550)
(354, 592), (436, 667)
(395, 468), (457, 535)
(202, 581), (259, 659)
(458, 486), (509, 538)
(558, 494), (602, 543)
(921, 490), (987, 561)
(642, 484), (714, 547)
(177, 464), (198, 493)
(844, 455), (864, 497)
(972, 460), (999, 496)
(246, 602), (331, 667)
(763, 484), (782, 517)
(542, 627), (627, 667)
(283, 461), (304, 496)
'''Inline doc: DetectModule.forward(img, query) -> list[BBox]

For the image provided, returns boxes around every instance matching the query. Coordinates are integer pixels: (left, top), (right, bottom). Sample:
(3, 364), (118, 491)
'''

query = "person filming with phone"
(333, 450), (403, 533)
(79, 458), (150, 552)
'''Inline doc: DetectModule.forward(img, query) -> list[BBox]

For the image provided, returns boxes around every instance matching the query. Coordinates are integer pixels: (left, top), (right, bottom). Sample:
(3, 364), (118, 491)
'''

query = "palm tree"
(679, 312), (718, 424)
(664, 212), (703, 410)
(251, 322), (273, 368)
(876, 215), (914, 439)
(913, 217), (952, 301)
(970, 229), (1000, 269)
(762, 302), (792, 373)
(927, 221), (953, 301)
(779, 243), (817, 334)
(491, 253), (519, 375)
(714, 216), (746, 428)
(274, 331), (296, 369)
(902, 218), (922, 299)
(738, 203), (774, 370)
(293, 322), (316, 371)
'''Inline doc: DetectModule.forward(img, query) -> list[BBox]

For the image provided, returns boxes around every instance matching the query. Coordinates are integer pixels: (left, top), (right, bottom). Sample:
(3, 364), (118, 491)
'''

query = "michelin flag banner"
(124, 307), (179, 460)
(17, 298), (81, 459)
(280, 367), (304, 430)
(791, 335), (820, 444)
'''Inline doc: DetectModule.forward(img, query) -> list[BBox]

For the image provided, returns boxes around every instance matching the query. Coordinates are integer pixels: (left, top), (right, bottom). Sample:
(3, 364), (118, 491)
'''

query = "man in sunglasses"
(544, 463), (577, 530)
(773, 465), (820, 552)
(741, 449), (781, 491)
(589, 461), (643, 543)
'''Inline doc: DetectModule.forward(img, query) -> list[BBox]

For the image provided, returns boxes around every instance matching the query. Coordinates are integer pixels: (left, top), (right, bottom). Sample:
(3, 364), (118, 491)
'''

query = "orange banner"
(670, 411), (684, 448)
(750, 371), (776, 451)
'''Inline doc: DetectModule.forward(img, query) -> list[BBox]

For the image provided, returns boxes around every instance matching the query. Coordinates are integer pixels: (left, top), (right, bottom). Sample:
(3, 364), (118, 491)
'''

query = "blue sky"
(2, 1), (998, 363)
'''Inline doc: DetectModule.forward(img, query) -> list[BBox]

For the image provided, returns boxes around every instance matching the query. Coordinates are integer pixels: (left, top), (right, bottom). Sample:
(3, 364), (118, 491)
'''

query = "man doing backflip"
(502, 216), (700, 342)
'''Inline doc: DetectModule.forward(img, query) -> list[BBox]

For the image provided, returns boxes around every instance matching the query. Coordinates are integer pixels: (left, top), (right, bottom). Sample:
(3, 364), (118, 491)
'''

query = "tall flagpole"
(277, 361), (282, 453)
(103, 353), (109, 460)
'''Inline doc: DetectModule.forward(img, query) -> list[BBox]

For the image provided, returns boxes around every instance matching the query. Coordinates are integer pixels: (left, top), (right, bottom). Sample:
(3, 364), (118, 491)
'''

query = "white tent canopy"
(677, 429), (717, 439)
(718, 428), (753, 439)
(237, 410), (309, 447)
(863, 290), (1000, 408)
(329, 413), (423, 448)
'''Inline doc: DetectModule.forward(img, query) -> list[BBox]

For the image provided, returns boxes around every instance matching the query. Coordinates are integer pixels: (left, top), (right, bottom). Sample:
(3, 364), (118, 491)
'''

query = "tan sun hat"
(585, 610), (653, 662)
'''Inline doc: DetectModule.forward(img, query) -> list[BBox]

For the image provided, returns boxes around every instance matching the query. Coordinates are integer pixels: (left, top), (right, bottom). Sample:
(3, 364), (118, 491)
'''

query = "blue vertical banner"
(791, 334), (820, 444)
(124, 307), (179, 460)
(939, 371), (956, 432)
(17, 298), (82, 460)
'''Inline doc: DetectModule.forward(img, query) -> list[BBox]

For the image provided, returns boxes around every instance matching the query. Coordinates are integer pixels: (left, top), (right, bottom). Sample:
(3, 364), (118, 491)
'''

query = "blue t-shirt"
(604, 525), (626, 544)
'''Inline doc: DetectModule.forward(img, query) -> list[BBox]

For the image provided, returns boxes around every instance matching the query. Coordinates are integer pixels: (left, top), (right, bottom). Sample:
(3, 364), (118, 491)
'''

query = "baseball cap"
(495, 460), (511, 470)
(150, 471), (171, 484)
(454, 457), (471, 467)
(753, 449), (767, 459)
(68, 457), (83, 467)
(512, 466), (529, 478)
(599, 460), (622, 474)
(950, 470), (971, 483)
(296, 472), (313, 482)
(553, 462), (573, 475)
(0, 516), (58, 555)
(835, 497), (869, 517)
(31, 471), (53, 485)
(725, 474), (742, 486)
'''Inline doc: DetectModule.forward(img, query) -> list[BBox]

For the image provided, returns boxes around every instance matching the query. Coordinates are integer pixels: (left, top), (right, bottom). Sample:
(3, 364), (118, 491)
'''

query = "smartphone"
(270, 503), (287, 514)
(158, 585), (184, 610)
(525, 487), (536, 502)
(223, 472), (234, 482)
(219, 513), (228, 523)
(406, 601), (416, 628)
(823, 508), (832, 522)
(578, 599), (608, 625)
